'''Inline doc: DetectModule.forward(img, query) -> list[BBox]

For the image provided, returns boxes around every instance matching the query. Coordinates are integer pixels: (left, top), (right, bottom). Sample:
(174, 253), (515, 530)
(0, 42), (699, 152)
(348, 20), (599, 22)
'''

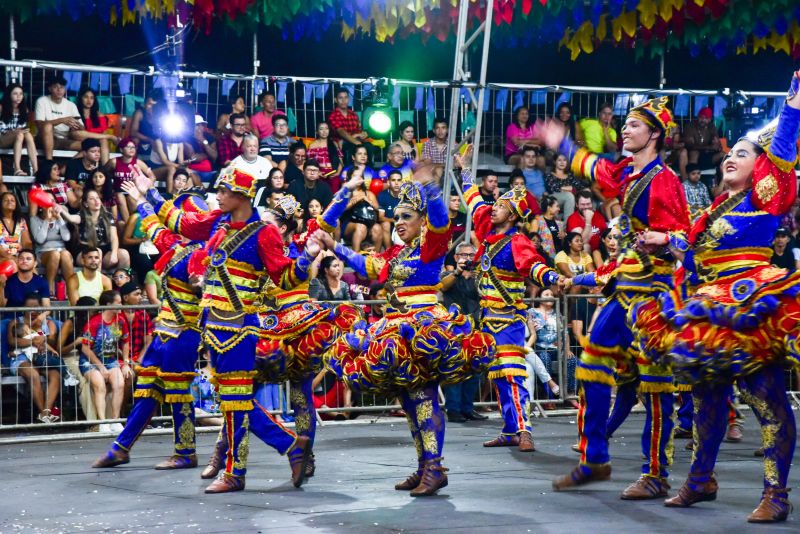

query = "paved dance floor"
(1, 413), (796, 532)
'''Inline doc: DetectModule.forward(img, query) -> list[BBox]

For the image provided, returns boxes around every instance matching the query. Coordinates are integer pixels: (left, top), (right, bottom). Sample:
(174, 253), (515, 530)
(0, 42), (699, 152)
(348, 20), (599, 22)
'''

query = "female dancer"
(639, 70), (800, 523)
(313, 165), (495, 496)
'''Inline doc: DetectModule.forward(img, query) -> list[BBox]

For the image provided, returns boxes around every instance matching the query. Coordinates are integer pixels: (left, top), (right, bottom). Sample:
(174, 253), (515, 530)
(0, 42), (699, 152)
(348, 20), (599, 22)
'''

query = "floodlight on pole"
(364, 106), (395, 137)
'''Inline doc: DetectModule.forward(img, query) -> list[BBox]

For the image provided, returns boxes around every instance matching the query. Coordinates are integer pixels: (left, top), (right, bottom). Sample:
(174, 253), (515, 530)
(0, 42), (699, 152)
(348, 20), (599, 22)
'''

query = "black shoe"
(447, 411), (467, 423)
(463, 410), (488, 421)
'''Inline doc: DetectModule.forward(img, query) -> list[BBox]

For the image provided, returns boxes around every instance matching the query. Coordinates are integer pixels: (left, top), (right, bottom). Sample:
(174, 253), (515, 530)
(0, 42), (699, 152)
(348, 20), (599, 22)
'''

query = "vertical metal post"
(659, 53), (666, 90)
(441, 0), (494, 240)
(8, 15), (17, 85)
(253, 32), (260, 77)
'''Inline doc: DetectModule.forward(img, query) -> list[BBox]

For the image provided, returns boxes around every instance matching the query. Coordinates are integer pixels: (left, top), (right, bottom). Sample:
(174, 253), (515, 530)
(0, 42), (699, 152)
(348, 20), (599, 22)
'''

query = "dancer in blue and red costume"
(199, 189), (362, 481)
(142, 167), (316, 493)
(313, 163), (495, 496)
(456, 150), (565, 452)
(541, 97), (691, 499)
(641, 70), (800, 523)
(91, 188), (208, 470)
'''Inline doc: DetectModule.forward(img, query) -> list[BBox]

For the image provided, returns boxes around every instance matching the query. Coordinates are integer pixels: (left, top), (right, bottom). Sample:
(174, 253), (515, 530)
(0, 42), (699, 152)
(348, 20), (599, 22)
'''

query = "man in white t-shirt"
(35, 75), (116, 160)
(229, 134), (273, 182)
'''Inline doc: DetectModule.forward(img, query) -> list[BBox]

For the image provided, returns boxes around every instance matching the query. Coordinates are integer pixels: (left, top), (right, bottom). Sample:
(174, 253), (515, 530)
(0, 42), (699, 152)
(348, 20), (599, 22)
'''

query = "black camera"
(461, 260), (476, 271)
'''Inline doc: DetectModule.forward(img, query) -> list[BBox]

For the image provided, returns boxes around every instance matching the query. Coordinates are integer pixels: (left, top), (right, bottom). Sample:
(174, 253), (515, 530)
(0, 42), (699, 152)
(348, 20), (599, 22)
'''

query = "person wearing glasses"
(215, 112), (247, 168)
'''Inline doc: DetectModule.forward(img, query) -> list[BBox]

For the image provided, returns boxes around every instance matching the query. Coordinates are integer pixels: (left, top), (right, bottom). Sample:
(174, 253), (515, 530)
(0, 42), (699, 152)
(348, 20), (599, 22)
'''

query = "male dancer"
(92, 189), (208, 469)
(143, 167), (316, 493)
(460, 154), (564, 452)
(544, 97), (691, 499)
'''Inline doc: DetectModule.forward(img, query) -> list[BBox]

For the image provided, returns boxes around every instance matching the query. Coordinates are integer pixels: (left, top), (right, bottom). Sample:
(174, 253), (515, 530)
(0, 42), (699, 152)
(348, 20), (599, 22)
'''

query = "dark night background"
(1, 15), (796, 92)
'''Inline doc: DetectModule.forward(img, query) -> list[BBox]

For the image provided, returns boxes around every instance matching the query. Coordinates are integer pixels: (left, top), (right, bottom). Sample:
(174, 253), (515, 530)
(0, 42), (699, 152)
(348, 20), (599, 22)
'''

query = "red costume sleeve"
(421, 225), (453, 264)
(257, 224), (293, 284)
(171, 209), (223, 242)
(511, 234), (547, 275)
(751, 153), (797, 215)
(471, 204), (494, 243)
(646, 168), (691, 233)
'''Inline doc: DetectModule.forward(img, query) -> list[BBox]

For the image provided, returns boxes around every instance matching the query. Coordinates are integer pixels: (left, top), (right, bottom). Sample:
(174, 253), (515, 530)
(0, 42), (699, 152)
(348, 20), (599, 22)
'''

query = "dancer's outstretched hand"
(788, 69), (800, 108)
(305, 235), (321, 257)
(121, 180), (141, 202)
(312, 229), (336, 250)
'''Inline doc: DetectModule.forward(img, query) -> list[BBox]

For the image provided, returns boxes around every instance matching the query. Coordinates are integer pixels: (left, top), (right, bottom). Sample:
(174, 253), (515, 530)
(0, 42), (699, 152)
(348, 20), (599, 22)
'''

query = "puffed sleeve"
(559, 137), (628, 200)
(511, 234), (559, 287)
(752, 104), (800, 215)
(147, 188), (221, 242)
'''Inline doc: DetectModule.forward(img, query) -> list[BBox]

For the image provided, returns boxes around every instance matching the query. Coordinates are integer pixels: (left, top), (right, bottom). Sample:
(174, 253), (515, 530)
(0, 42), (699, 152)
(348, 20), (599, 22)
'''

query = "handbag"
(349, 200), (377, 227)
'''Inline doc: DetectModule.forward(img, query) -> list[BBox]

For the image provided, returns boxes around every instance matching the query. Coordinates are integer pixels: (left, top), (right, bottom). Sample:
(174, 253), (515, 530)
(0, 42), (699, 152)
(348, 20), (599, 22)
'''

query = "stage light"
(161, 113), (185, 139)
(363, 106), (396, 138)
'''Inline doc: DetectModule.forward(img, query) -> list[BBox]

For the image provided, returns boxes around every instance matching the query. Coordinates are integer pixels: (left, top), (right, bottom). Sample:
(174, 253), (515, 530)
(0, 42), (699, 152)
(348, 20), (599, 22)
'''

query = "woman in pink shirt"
(505, 106), (537, 165)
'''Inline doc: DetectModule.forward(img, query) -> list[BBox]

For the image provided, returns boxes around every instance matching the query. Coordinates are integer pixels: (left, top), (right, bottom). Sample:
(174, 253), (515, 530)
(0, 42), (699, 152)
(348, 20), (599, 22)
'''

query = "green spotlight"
(363, 105), (396, 138)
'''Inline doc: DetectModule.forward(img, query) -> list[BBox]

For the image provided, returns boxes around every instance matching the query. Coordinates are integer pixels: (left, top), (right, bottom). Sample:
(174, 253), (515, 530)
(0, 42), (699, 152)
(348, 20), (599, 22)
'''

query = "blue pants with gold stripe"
(688, 365), (795, 492)
(112, 329), (200, 457)
(483, 316), (531, 436)
(576, 293), (675, 478)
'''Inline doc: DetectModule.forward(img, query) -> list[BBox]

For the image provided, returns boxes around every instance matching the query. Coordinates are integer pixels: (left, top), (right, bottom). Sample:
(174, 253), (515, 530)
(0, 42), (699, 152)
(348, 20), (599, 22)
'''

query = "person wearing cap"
(186, 115), (218, 182)
(771, 226), (800, 271)
(541, 96), (691, 499)
(134, 166), (317, 493)
(92, 187), (205, 471)
(638, 70), (800, 523)
(684, 106), (724, 171)
(313, 164), (496, 497)
(34, 75), (112, 160)
(200, 187), (362, 482)
(457, 148), (565, 454)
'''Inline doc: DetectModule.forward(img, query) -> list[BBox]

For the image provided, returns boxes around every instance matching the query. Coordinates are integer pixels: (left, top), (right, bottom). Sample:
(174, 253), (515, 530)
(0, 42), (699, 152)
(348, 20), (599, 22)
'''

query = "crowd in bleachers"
(2, 74), (799, 429)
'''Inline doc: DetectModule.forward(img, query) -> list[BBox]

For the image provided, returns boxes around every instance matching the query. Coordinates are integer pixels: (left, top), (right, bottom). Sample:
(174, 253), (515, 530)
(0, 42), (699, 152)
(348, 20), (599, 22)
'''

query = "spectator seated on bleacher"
(509, 171), (541, 217)
(65, 139), (102, 202)
(76, 87), (118, 164)
(505, 105), (537, 166)
(378, 143), (414, 182)
(216, 112), (246, 168)
(30, 197), (79, 298)
(34, 77), (109, 162)
(149, 131), (186, 194)
(307, 121), (343, 192)
(338, 166), (383, 253)
(286, 158), (333, 215)
(683, 163), (712, 216)
(282, 141), (307, 184)
(77, 190), (130, 271)
(476, 170), (499, 206)
(79, 289), (131, 433)
(67, 246), (111, 305)
(566, 190), (608, 253)
(0, 82), (38, 178)
(329, 86), (375, 165)
(229, 134), (273, 185)
(258, 115), (296, 171)
(83, 168), (118, 221)
(544, 153), (589, 221)
(6, 293), (62, 423)
(215, 93), (250, 138)
(683, 106), (724, 172)
(519, 146), (546, 199)
(127, 89), (163, 159)
(576, 102), (618, 160)
(396, 121), (419, 162)
(250, 90), (285, 142)
(184, 115), (217, 183)
(339, 145), (376, 188)
(421, 117), (449, 165)
(0, 249), (50, 307)
(107, 137), (155, 222)
(377, 170), (403, 250)
(57, 296), (97, 422)
(0, 191), (33, 270)
(31, 160), (79, 218)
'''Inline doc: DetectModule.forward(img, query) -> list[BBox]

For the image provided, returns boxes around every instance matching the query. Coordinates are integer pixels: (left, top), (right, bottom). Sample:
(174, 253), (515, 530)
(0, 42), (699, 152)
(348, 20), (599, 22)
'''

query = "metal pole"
(659, 53), (666, 90)
(253, 32), (260, 77)
(8, 15), (17, 85)
(470, 0), (494, 173)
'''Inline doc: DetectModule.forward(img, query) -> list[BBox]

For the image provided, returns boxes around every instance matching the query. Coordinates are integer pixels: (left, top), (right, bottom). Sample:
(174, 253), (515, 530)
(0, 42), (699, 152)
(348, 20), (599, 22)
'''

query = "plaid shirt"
(422, 139), (448, 164)
(37, 182), (72, 206)
(684, 180), (712, 210)
(0, 111), (26, 134)
(127, 309), (153, 362)
(216, 133), (243, 167)
(328, 108), (362, 142)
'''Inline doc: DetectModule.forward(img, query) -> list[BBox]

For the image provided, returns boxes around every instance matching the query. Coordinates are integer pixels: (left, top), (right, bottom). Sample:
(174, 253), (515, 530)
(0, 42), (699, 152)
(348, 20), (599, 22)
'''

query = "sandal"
(13, 169), (27, 176)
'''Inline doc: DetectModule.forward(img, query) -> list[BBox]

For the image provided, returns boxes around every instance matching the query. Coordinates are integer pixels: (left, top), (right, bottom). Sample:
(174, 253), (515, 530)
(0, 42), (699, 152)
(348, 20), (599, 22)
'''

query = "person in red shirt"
(566, 190), (607, 252)
(328, 87), (374, 165)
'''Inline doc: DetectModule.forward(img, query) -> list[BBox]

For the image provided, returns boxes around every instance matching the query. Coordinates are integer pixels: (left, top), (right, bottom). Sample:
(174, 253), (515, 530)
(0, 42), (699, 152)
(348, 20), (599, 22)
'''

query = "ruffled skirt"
(636, 266), (800, 383)
(324, 304), (495, 395)
(255, 301), (363, 383)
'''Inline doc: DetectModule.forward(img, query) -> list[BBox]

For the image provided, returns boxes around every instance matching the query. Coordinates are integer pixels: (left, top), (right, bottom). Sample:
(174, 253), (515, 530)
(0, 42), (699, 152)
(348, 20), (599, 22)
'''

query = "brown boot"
(200, 439), (227, 479)
(304, 453), (316, 478)
(664, 477), (719, 507)
(154, 454), (198, 470)
(204, 473), (245, 494)
(288, 436), (311, 488)
(552, 464), (612, 491)
(483, 434), (519, 447)
(395, 464), (423, 490)
(518, 432), (535, 452)
(747, 487), (792, 523)
(620, 475), (671, 500)
(409, 458), (449, 497)
(92, 448), (130, 468)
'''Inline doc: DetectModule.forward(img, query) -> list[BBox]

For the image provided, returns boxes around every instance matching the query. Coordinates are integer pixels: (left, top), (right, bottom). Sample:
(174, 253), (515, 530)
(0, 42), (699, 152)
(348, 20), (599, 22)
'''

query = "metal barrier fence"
(0, 58), (787, 166)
